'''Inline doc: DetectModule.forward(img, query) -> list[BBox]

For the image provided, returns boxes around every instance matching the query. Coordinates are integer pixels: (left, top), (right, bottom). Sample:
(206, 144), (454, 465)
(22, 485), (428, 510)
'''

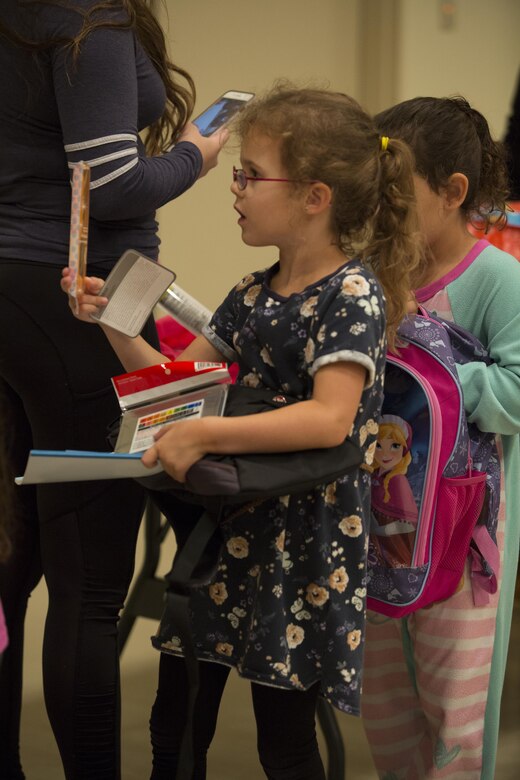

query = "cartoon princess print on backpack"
(366, 310), (501, 617)
(370, 414), (418, 568)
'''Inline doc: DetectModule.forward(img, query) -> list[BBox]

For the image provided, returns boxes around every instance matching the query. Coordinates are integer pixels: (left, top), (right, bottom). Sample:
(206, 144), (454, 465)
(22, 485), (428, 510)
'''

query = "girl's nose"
(230, 179), (242, 197)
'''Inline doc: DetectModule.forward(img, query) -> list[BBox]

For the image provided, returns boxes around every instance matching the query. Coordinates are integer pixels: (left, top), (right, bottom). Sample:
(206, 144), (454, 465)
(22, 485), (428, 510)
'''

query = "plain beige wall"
(397, 0), (520, 138)
(22, 0), (520, 701)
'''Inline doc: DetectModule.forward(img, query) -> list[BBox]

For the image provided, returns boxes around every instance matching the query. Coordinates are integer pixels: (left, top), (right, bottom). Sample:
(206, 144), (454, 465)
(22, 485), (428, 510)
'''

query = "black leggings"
(149, 654), (326, 780)
(0, 261), (158, 779)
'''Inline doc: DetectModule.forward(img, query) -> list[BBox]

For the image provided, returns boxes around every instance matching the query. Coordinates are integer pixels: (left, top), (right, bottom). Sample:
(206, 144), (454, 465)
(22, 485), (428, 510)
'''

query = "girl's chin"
(240, 231), (262, 247)
(237, 227), (272, 249)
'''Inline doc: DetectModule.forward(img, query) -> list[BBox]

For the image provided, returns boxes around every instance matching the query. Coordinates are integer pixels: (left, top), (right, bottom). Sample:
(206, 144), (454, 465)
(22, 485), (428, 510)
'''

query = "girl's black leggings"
(149, 653), (327, 780)
(0, 260), (158, 779)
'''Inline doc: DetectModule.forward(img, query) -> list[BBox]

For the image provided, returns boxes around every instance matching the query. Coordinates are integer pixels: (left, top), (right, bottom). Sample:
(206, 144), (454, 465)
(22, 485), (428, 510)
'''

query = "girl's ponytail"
(363, 137), (422, 350)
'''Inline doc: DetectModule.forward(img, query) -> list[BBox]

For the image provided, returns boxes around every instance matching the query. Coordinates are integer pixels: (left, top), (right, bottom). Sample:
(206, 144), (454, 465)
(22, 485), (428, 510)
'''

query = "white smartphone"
(193, 90), (255, 136)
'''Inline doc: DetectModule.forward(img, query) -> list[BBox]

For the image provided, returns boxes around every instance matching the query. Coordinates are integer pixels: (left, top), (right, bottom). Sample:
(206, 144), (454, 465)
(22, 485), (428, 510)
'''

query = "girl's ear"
(304, 182), (333, 214)
(444, 172), (469, 209)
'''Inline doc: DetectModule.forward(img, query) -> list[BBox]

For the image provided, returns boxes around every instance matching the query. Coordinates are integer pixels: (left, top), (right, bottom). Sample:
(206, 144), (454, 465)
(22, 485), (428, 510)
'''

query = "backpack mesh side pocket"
(427, 471), (487, 601)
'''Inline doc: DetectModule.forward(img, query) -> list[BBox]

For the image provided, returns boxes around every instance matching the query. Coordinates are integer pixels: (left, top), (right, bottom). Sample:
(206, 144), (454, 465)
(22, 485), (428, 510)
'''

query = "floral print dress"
(153, 259), (386, 715)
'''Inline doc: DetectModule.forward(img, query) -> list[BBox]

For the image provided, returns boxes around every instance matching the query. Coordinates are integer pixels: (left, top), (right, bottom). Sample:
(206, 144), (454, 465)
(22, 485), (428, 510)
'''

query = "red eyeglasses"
(232, 166), (317, 191)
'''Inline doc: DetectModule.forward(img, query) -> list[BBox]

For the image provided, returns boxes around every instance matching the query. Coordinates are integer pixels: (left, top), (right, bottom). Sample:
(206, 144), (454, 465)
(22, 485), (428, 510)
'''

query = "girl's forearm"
(101, 327), (225, 374)
(101, 324), (165, 372)
(194, 362), (366, 455)
(199, 399), (354, 455)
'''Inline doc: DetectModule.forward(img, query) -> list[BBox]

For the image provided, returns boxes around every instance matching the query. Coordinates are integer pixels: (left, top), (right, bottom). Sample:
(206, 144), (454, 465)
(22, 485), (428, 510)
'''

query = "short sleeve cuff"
(202, 325), (238, 363)
(311, 350), (376, 388)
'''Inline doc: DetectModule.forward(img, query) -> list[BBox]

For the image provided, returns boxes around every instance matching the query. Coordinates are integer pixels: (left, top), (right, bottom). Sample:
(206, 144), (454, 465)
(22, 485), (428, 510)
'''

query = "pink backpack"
(366, 310), (500, 617)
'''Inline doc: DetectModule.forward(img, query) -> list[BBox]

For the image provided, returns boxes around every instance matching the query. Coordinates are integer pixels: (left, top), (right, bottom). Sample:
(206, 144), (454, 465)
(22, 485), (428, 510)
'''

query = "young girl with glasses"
(362, 95), (520, 780)
(62, 83), (421, 779)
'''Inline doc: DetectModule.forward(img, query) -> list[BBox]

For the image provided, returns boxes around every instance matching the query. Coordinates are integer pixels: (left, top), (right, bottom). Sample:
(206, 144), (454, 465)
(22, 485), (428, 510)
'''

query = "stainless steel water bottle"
(158, 282), (213, 335)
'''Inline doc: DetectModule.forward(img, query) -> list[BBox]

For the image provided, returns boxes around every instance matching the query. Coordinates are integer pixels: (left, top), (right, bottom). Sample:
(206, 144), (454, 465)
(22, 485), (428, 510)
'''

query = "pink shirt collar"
(415, 239), (489, 302)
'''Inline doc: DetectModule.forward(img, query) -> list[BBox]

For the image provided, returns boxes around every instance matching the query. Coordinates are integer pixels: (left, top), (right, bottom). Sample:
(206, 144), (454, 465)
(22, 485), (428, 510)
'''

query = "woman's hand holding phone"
(178, 90), (254, 178)
(178, 123), (229, 178)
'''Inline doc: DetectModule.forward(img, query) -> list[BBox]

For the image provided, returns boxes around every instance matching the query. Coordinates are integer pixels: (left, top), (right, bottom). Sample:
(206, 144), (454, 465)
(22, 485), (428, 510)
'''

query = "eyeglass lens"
(233, 167), (247, 190)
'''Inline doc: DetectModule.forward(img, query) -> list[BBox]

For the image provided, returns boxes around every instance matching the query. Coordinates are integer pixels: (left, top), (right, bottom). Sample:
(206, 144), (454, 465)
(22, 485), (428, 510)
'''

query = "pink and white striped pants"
(362, 509), (505, 779)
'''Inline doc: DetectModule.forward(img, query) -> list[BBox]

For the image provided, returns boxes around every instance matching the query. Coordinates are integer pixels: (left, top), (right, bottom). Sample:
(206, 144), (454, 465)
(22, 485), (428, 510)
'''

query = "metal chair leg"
(317, 697), (346, 780)
(118, 500), (169, 653)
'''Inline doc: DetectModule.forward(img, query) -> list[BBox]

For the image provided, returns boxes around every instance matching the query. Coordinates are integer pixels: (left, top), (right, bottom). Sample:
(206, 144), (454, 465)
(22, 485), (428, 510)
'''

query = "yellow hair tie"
(380, 136), (389, 152)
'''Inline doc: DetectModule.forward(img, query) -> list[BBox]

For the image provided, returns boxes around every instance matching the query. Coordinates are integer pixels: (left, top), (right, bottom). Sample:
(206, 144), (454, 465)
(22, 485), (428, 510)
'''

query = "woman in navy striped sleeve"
(0, 2), (226, 778)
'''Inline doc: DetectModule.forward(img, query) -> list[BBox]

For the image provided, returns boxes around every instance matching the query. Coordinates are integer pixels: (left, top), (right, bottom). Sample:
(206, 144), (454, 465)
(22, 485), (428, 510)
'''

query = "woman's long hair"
(0, 0), (195, 154)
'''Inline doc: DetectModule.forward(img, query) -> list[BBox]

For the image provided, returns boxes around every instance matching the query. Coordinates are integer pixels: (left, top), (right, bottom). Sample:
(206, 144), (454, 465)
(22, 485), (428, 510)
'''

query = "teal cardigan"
(417, 239), (520, 780)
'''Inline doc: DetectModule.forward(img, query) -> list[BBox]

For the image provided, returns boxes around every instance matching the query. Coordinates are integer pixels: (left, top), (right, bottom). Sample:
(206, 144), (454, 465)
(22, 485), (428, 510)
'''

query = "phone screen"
(193, 92), (254, 136)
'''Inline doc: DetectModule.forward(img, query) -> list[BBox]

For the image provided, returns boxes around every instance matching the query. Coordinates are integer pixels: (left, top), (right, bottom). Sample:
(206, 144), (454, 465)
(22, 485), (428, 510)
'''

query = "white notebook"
(15, 450), (164, 485)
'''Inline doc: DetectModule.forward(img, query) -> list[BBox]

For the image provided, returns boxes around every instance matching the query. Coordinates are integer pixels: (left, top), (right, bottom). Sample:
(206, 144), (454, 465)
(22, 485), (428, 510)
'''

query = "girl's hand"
(178, 122), (229, 179)
(60, 267), (108, 323)
(141, 418), (209, 483)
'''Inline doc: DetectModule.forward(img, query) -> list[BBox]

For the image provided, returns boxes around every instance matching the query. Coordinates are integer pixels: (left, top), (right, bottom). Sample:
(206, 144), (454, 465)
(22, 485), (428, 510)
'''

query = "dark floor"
(20, 593), (520, 778)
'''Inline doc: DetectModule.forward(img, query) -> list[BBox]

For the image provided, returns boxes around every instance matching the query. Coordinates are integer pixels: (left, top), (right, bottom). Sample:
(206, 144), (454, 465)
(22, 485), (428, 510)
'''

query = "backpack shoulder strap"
(162, 506), (223, 780)
(470, 524), (500, 605)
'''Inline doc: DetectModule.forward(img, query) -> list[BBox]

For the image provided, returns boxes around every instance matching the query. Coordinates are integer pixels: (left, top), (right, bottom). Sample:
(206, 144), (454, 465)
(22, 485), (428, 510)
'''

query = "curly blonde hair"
(235, 84), (421, 349)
